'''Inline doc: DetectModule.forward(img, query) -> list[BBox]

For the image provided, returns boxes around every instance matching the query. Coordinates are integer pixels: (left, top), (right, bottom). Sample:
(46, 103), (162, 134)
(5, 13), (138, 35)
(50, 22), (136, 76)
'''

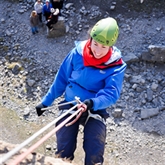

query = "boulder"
(47, 16), (66, 38)
(0, 140), (73, 165)
(141, 45), (165, 63)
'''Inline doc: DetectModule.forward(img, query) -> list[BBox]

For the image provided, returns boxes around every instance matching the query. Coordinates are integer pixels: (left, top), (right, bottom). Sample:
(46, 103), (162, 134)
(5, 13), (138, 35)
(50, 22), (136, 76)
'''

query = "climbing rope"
(8, 107), (83, 165)
(0, 97), (82, 165)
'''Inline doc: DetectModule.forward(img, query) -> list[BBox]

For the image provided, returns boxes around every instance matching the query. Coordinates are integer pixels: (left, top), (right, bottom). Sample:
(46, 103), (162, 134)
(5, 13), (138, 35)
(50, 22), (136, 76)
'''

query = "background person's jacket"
(48, 11), (58, 24)
(34, 2), (43, 14)
(42, 3), (52, 15)
(30, 15), (39, 27)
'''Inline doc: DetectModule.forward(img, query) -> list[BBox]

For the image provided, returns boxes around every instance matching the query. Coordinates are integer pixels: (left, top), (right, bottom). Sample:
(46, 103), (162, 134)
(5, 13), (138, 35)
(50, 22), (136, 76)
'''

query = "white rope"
(0, 104), (77, 164)
(42, 99), (78, 111)
(8, 108), (83, 165)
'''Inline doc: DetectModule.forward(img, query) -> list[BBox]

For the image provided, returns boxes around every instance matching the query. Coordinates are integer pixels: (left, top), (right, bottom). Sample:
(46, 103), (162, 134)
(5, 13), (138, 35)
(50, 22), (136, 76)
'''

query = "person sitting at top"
(42, 0), (52, 21)
(34, 0), (43, 23)
(46, 8), (59, 31)
(50, 0), (63, 15)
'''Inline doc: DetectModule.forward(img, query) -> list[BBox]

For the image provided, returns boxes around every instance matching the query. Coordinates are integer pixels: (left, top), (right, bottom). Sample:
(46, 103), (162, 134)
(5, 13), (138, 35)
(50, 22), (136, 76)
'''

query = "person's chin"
(94, 55), (102, 59)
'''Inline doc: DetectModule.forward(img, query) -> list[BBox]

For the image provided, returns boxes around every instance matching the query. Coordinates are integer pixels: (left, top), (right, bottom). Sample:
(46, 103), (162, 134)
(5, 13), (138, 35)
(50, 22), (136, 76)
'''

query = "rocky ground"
(0, 0), (165, 165)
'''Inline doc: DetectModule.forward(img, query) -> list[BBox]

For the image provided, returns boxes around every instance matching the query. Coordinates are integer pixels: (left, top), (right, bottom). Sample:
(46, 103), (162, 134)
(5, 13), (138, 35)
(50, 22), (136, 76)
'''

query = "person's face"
(90, 39), (110, 59)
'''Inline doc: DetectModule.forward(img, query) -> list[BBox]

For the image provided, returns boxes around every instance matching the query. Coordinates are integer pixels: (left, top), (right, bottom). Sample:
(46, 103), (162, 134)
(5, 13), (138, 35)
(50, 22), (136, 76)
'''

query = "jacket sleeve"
(92, 62), (127, 110)
(30, 17), (34, 26)
(41, 50), (74, 106)
(42, 6), (45, 15)
(34, 3), (37, 11)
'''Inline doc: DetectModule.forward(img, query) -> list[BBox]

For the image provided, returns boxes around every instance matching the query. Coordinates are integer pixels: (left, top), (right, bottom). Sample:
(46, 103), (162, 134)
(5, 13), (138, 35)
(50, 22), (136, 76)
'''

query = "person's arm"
(54, 8), (59, 15)
(92, 63), (127, 110)
(41, 50), (75, 106)
(42, 5), (45, 15)
(34, 3), (37, 11)
(30, 17), (34, 26)
(49, 3), (53, 9)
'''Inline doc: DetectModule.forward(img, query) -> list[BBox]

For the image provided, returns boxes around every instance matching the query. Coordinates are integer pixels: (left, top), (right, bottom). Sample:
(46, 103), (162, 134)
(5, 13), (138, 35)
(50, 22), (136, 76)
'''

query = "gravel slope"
(0, 0), (165, 165)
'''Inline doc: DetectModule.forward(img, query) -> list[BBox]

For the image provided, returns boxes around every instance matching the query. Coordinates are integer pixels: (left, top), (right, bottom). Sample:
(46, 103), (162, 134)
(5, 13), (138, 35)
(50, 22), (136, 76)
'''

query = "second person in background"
(34, 0), (43, 23)
(42, 0), (52, 21)
(30, 10), (39, 34)
(46, 8), (59, 31)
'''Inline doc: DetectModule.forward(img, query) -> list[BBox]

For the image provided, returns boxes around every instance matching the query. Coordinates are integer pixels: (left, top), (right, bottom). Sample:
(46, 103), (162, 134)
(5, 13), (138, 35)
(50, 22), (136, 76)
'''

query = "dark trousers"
(44, 12), (51, 21)
(46, 20), (53, 29)
(55, 113), (106, 165)
(46, 19), (58, 30)
(37, 13), (42, 23)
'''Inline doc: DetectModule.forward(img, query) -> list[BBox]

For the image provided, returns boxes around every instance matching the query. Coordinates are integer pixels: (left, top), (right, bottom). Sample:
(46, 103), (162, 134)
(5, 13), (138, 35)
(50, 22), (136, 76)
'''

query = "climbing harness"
(85, 110), (106, 125)
(59, 108), (106, 126)
(58, 97), (106, 126)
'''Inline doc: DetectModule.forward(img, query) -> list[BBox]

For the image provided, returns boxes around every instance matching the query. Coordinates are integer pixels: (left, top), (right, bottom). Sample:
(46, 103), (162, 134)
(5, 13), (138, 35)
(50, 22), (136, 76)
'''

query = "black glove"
(83, 99), (93, 110)
(35, 103), (47, 116)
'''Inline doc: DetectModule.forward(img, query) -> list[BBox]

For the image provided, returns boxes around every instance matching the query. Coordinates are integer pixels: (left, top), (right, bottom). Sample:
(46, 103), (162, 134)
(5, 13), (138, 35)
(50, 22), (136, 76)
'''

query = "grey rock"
(146, 88), (153, 101)
(123, 53), (139, 64)
(23, 107), (30, 116)
(0, 140), (72, 165)
(141, 45), (165, 63)
(18, 9), (24, 14)
(151, 82), (158, 91)
(27, 79), (35, 87)
(141, 107), (160, 119)
(65, 3), (74, 9)
(12, 63), (22, 75)
(1, 18), (5, 23)
(6, 30), (12, 36)
(130, 75), (143, 84)
(110, 5), (115, 10)
(112, 108), (123, 118)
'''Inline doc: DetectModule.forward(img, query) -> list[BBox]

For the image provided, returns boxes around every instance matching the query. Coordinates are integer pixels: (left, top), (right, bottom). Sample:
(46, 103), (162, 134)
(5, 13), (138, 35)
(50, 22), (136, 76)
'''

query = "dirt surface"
(0, 0), (165, 165)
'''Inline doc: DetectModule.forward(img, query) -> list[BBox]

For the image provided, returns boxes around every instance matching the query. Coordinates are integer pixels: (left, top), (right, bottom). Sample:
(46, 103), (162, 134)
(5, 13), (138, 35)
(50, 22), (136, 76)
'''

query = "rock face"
(0, 0), (165, 165)
(0, 140), (73, 165)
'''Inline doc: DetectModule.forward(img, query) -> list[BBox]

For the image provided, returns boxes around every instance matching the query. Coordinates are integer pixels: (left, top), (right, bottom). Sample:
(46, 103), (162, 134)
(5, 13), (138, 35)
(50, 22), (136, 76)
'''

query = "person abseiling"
(36, 17), (127, 165)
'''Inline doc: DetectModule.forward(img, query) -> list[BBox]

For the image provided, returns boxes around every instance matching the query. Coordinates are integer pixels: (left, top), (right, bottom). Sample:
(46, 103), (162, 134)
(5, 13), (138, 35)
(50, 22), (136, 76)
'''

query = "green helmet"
(90, 17), (119, 46)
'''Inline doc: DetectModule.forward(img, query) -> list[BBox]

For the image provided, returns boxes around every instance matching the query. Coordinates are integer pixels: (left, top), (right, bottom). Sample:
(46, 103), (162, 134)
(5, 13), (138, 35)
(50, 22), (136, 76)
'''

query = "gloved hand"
(66, 99), (93, 127)
(35, 103), (47, 116)
(83, 99), (93, 110)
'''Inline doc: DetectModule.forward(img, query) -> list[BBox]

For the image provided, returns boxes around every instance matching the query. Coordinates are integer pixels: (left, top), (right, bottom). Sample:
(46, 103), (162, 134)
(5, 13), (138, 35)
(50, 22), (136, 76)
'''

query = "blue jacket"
(42, 40), (127, 113)
(42, 3), (52, 14)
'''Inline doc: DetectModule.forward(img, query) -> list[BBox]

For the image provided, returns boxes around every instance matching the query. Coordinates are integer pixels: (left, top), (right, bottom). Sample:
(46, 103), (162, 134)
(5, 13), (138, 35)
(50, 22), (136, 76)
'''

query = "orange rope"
(8, 108), (83, 165)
